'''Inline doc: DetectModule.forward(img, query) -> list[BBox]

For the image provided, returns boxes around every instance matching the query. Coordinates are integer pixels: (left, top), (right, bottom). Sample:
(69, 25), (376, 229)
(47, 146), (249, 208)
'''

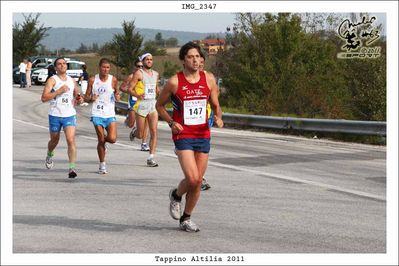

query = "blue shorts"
(91, 116), (116, 128)
(128, 96), (137, 111)
(49, 115), (76, 133)
(174, 138), (210, 153)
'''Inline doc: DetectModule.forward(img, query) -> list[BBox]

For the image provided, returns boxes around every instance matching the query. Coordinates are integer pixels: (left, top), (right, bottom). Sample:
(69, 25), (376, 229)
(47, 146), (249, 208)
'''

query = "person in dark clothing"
(46, 64), (56, 83)
(78, 65), (90, 105)
(79, 64), (89, 82)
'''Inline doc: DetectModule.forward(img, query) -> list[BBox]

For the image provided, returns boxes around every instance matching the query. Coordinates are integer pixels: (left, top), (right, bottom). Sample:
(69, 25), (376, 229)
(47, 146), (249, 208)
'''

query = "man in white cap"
(127, 53), (160, 167)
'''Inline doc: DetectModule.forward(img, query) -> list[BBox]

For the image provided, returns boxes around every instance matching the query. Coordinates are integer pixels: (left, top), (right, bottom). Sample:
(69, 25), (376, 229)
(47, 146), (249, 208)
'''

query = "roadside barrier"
(115, 101), (386, 136)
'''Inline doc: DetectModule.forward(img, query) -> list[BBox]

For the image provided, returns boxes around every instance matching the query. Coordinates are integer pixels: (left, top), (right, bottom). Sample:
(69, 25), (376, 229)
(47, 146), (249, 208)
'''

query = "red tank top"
(172, 71), (210, 140)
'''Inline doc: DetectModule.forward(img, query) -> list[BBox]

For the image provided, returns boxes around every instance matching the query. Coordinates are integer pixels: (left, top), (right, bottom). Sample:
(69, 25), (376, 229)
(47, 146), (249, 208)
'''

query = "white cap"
(139, 53), (152, 61)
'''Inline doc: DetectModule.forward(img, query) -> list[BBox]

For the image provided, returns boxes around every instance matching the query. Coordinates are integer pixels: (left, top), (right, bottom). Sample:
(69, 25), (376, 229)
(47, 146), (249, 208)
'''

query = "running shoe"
(45, 156), (54, 169)
(169, 188), (181, 220)
(68, 168), (77, 178)
(201, 177), (211, 191)
(129, 127), (136, 141)
(98, 163), (108, 174)
(147, 158), (158, 167)
(141, 143), (150, 151)
(179, 219), (200, 232)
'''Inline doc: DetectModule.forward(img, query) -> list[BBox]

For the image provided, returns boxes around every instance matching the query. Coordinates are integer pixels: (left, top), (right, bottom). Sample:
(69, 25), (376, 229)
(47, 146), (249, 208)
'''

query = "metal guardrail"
(115, 101), (386, 136)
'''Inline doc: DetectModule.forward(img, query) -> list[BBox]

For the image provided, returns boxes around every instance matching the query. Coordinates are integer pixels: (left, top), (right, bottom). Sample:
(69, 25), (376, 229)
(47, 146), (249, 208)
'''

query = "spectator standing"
(19, 59), (27, 88)
(79, 64), (89, 94)
(26, 58), (32, 87)
(78, 65), (90, 106)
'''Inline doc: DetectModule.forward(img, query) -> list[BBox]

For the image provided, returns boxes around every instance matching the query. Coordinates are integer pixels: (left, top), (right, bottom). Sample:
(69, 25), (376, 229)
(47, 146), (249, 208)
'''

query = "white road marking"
(13, 119), (48, 130)
(13, 118), (385, 202)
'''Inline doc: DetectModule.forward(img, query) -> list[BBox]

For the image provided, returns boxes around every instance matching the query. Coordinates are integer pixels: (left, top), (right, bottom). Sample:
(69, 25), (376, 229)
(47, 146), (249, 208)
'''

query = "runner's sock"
(172, 188), (182, 201)
(180, 212), (191, 223)
(69, 162), (75, 169)
(47, 150), (54, 157)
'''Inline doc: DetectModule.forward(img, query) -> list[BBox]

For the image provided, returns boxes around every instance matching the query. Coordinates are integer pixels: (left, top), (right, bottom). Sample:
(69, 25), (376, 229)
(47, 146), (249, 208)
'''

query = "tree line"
(213, 13), (386, 121)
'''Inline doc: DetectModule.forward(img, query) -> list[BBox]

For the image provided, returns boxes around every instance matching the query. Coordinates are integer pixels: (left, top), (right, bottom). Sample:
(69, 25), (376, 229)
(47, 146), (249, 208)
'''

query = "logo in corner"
(336, 15), (382, 59)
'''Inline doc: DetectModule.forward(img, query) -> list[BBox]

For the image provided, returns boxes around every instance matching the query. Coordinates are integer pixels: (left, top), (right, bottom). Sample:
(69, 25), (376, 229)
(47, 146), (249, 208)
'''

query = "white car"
(32, 60), (86, 85)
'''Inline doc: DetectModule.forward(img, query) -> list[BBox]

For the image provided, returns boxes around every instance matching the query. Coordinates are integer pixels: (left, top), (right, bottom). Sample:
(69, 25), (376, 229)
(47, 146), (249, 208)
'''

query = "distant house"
(193, 38), (226, 55)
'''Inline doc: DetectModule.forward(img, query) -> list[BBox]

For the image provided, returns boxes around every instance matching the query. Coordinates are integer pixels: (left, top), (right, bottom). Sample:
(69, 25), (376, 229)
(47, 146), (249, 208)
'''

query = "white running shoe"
(169, 188), (181, 220)
(180, 219), (200, 232)
(141, 143), (150, 151)
(147, 158), (158, 167)
(45, 156), (54, 169)
(98, 163), (108, 174)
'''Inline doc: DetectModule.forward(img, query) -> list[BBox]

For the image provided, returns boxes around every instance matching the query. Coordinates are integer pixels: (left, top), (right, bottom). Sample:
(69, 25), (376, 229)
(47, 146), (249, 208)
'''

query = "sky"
(12, 12), (386, 35)
(12, 13), (238, 33)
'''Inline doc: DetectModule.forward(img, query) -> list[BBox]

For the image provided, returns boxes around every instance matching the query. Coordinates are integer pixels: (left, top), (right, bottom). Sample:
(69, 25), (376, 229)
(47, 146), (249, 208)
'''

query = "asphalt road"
(11, 85), (386, 255)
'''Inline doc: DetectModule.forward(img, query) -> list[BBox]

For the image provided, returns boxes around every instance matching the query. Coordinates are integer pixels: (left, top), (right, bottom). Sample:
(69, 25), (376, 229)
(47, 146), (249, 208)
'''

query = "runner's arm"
(127, 71), (143, 99)
(156, 75), (160, 96)
(156, 75), (183, 133)
(113, 76), (121, 101)
(119, 74), (133, 93)
(73, 79), (84, 104)
(83, 76), (97, 102)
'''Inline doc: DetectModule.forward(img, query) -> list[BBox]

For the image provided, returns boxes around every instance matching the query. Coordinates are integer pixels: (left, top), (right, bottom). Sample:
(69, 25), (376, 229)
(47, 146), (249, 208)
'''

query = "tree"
(13, 13), (51, 63)
(214, 13), (350, 118)
(339, 40), (386, 121)
(76, 43), (88, 53)
(155, 32), (165, 47)
(102, 20), (143, 74)
(165, 37), (178, 47)
(143, 40), (167, 56)
(91, 42), (99, 52)
(205, 34), (220, 39)
(162, 61), (180, 78)
(59, 47), (72, 55)
(98, 42), (114, 56)
(37, 44), (53, 55)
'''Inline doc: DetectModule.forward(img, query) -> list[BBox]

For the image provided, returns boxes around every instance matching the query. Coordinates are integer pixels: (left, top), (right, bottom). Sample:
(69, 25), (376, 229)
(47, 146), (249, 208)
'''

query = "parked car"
(31, 60), (86, 85)
(13, 56), (56, 84)
(13, 56), (80, 84)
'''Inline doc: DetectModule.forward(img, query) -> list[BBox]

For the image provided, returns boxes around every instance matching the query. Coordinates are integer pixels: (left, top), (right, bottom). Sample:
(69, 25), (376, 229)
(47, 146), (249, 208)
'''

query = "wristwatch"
(168, 120), (174, 128)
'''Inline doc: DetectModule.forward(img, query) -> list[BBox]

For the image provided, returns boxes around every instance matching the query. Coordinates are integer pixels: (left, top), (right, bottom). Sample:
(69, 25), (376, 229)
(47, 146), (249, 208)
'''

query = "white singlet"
(48, 75), (76, 117)
(91, 74), (116, 118)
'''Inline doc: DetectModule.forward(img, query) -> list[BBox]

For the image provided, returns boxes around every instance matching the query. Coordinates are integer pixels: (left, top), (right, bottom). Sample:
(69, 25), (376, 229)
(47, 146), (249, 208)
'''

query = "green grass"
(222, 107), (255, 115)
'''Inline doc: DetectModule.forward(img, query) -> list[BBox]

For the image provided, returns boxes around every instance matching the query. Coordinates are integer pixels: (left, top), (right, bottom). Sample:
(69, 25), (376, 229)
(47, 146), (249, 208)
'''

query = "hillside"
(40, 27), (224, 51)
